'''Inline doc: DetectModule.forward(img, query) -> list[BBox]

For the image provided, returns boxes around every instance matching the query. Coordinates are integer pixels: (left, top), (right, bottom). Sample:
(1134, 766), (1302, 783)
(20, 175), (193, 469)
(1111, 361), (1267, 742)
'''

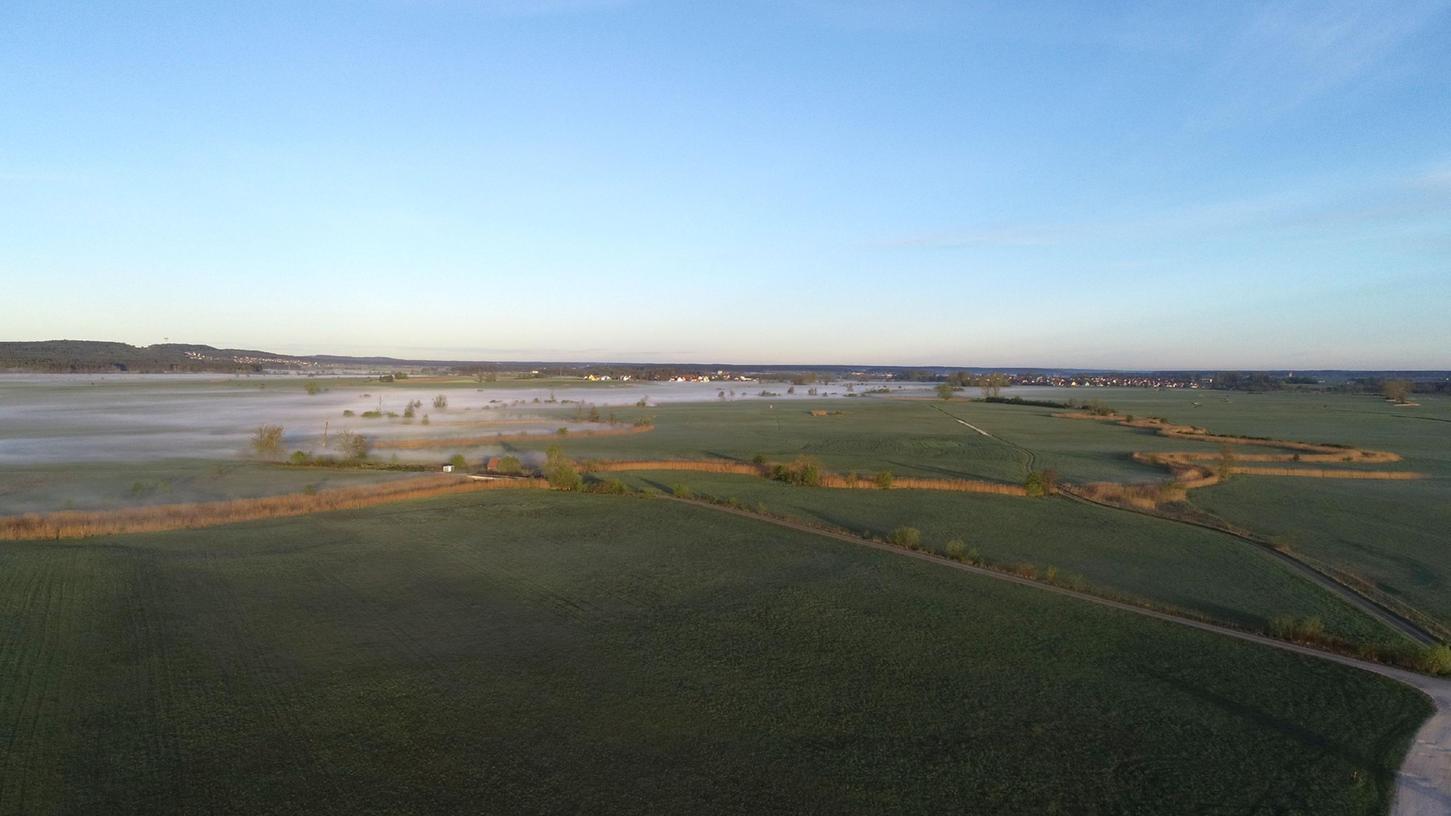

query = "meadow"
(0, 491), (1429, 815)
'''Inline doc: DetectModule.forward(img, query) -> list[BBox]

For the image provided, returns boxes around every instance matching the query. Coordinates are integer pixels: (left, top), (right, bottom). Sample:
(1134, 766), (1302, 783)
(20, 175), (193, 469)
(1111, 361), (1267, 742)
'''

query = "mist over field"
(0, 374), (924, 466)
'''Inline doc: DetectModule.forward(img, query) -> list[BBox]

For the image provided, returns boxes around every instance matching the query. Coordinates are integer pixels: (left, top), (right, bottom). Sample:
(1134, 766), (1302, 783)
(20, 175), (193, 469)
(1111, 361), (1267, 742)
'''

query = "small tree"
(1419, 644), (1451, 676)
(334, 431), (371, 461)
(252, 425), (284, 457)
(1383, 379), (1413, 404)
(448, 454), (468, 470)
(1024, 471), (1048, 497)
(934, 383), (955, 400)
(433, 394), (448, 410)
(889, 526), (921, 549)
(945, 538), (966, 560)
(1216, 444), (1235, 481)
(874, 470), (894, 489)
(543, 446), (581, 490)
(671, 483), (694, 499)
(588, 477), (627, 495)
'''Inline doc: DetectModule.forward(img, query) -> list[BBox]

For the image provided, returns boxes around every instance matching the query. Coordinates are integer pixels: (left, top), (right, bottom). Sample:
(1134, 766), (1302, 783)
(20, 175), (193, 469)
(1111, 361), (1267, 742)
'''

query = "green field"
(513, 397), (1185, 484)
(608, 471), (1408, 647)
(0, 491), (1429, 815)
(514, 389), (1451, 648)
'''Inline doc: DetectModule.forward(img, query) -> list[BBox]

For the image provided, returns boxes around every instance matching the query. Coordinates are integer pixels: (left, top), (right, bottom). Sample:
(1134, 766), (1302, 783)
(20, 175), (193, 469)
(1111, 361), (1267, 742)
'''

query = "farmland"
(0, 492), (1430, 815)
(2, 376), (1449, 814)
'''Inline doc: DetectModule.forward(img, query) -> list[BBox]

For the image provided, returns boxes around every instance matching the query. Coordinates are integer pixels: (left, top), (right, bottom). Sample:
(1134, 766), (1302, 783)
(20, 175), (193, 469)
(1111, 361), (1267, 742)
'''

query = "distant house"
(442, 465), (454, 473)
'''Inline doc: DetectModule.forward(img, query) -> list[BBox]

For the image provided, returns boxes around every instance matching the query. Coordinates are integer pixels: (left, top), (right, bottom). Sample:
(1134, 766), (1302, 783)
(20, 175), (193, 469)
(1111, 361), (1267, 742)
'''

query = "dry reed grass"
(588, 459), (1028, 496)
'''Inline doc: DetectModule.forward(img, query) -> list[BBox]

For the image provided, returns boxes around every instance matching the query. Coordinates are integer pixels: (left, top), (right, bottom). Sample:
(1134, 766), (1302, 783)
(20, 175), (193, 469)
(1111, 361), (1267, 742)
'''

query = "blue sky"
(2, 0), (1448, 368)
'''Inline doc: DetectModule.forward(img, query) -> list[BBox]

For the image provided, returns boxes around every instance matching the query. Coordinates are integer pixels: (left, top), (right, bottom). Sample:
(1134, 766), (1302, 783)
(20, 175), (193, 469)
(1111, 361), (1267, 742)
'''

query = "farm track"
(664, 496), (1451, 816)
(929, 403), (1038, 476)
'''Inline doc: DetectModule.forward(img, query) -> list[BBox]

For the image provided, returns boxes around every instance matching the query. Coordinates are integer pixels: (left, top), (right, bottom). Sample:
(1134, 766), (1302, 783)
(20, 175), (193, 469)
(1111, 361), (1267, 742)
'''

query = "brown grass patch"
(1053, 411), (1424, 513)
(590, 460), (762, 476)
(0, 476), (549, 541)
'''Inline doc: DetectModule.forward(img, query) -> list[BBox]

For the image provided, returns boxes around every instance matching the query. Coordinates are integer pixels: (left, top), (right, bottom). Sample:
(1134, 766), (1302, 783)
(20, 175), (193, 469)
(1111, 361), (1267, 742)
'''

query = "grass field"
(0, 491), (1430, 815)
(606, 470), (1411, 647)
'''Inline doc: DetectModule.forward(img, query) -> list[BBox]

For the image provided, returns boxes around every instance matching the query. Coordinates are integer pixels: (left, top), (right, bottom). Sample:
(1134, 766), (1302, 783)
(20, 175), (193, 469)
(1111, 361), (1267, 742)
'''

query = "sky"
(2, 0), (1449, 369)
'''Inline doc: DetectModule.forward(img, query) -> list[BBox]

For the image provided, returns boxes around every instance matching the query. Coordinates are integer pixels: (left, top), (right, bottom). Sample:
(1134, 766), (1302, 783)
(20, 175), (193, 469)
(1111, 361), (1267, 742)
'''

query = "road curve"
(665, 497), (1451, 816)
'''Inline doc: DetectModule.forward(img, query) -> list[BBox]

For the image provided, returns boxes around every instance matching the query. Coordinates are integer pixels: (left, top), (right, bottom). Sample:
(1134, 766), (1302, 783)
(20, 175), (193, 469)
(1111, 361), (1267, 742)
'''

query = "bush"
(342, 410), (355, 417)
(671, 484), (695, 499)
(288, 450), (310, 465)
(543, 446), (581, 490)
(252, 425), (284, 456)
(889, 526), (921, 549)
(334, 430), (371, 461)
(1269, 615), (1296, 639)
(1270, 615), (1325, 643)
(545, 463), (581, 491)
(433, 395), (448, 409)
(587, 477), (627, 495)
(448, 454), (467, 470)
(874, 470), (894, 489)
(768, 457), (823, 487)
(1024, 470), (1058, 497)
(945, 538), (966, 561)
(493, 455), (523, 475)
(1418, 644), (1451, 676)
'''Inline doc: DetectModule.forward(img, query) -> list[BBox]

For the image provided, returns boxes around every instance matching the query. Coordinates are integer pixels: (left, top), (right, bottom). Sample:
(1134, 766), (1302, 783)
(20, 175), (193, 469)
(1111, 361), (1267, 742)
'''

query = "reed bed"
(587, 459), (1028, 496)
(1227, 467), (1423, 480)
(589, 460), (762, 476)
(0, 476), (549, 541)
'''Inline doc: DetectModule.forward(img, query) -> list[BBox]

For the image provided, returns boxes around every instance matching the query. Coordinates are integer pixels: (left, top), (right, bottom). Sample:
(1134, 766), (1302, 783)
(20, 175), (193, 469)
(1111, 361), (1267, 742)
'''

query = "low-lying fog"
(0, 375), (927, 465)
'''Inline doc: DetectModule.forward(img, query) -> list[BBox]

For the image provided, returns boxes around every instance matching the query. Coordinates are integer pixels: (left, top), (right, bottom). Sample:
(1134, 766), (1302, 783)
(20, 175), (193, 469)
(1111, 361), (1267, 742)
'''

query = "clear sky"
(2, 1), (1449, 368)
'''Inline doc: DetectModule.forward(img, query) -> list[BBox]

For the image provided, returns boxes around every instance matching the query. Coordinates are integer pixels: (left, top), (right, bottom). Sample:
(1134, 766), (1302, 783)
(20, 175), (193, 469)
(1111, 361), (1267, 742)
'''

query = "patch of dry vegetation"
(582, 458), (1029, 496)
(1054, 412), (1423, 511)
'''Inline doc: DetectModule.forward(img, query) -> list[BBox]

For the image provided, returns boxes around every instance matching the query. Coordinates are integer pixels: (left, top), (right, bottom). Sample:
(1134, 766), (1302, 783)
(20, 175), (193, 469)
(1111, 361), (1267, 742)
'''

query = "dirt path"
(666, 497), (1451, 816)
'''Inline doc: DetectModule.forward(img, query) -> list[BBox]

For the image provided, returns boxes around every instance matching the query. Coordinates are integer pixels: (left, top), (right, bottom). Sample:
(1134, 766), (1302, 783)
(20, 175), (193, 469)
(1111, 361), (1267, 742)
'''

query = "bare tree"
(980, 373), (1007, 399)
(251, 425), (284, 457)
(1383, 379), (1413, 404)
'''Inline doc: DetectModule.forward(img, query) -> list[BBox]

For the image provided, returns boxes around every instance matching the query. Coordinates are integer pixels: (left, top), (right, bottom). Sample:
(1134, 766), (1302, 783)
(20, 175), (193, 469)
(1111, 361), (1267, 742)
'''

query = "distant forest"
(0, 341), (1447, 394)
